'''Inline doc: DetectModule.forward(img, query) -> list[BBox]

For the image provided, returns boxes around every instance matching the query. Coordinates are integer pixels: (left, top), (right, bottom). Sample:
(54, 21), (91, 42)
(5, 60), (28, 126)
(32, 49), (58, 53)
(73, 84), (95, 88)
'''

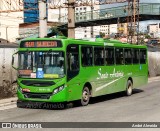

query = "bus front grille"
(21, 80), (55, 87)
(23, 92), (52, 99)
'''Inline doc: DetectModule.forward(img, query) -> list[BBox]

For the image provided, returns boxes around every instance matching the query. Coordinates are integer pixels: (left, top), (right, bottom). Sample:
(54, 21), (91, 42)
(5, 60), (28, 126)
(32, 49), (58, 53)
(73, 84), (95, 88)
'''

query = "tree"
(145, 34), (151, 39)
(48, 26), (68, 37)
(99, 32), (105, 38)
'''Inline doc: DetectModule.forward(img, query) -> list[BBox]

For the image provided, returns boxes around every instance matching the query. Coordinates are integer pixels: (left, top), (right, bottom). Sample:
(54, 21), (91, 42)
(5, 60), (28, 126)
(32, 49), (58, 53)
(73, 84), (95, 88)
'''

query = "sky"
(140, 20), (160, 32)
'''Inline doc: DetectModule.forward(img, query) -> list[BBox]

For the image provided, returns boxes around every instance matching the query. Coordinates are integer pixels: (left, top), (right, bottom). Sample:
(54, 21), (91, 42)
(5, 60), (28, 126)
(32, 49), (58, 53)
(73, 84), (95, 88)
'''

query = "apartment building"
(74, 5), (100, 39)
(147, 23), (160, 38)
(100, 24), (118, 36)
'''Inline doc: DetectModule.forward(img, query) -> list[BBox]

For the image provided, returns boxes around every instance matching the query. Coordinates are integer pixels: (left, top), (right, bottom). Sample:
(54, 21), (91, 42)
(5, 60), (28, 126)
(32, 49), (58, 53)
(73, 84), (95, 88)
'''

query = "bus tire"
(80, 86), (90, 106)
(126, 80), (133, 96)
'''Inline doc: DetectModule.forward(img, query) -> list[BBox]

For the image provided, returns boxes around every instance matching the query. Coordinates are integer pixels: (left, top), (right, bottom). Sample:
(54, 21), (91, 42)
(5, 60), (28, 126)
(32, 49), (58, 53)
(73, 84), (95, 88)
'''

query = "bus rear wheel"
(80, 87), (90, 106)
(126, 80), (133, 96)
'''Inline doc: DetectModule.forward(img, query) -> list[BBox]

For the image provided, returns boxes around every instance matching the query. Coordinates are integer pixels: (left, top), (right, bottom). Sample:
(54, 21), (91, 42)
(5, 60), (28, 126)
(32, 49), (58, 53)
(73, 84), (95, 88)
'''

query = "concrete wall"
(148, 52), (160, 77)
(0, 48), (17, 98)
(0, 12), (23, 42)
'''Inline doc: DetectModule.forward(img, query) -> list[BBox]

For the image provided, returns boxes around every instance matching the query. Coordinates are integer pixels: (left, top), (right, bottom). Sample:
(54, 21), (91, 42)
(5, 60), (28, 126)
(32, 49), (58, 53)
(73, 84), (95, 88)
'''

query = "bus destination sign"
(20, 40), (62, 48)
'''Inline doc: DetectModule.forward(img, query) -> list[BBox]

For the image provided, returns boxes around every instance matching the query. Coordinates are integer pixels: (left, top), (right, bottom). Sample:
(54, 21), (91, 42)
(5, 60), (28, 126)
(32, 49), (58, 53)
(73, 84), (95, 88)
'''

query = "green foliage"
(48, 26), (68, 37)
(145, 34), (151, 39)
(50, 27), (63, 36)
(99, 32), (105, 38)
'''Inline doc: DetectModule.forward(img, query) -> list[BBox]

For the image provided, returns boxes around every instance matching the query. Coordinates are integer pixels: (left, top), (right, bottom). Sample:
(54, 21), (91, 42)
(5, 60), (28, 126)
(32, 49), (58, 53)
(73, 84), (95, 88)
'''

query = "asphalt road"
(0, 79), (160, 123)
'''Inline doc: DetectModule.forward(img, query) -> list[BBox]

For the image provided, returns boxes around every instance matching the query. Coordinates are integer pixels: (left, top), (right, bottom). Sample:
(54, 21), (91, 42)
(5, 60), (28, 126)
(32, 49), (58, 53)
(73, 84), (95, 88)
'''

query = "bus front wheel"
(126, 80), (133, 96)
(80, 87), (90, 106)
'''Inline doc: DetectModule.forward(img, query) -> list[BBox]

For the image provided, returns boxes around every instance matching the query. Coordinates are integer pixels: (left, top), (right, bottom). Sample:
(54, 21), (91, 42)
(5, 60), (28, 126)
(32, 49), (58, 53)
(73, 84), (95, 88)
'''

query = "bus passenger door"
(66, 44), (81, 101)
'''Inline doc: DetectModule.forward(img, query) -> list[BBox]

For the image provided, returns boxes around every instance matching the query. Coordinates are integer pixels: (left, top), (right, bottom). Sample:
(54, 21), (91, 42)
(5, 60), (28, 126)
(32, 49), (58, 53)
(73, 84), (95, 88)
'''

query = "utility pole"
(127, 0), (139, 44)
(59, 7), (61, 23)
(91, 0), (94, 38)
(6, 26), (8, 42)
(68, 0), (75, 38)
(39, 0), (47, 38)
(117, 17), (120, 36)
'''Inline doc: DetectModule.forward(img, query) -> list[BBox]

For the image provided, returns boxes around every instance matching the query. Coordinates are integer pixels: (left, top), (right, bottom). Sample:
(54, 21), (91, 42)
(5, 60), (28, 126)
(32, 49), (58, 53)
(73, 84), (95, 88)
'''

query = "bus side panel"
(94, 66), (124, 95)
(67, 78), (83, 102)
(79, 66), (115, 97)
(80, 66), (126, 97)
(132, 64), (148, 88)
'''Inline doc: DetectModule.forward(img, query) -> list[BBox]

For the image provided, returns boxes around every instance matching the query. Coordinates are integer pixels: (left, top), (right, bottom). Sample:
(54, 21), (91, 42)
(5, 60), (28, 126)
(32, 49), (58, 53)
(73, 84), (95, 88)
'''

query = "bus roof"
(19, 37), (147, 49)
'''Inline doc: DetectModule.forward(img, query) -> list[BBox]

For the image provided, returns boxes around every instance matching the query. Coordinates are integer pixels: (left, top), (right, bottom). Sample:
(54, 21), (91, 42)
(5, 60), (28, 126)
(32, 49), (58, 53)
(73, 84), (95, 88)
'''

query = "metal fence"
(60, 3), (160, 23)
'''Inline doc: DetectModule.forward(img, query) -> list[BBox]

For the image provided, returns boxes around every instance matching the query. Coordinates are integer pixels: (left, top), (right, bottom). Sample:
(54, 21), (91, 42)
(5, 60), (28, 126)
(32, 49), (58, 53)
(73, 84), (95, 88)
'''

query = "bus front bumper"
(17, 99), (66, 109)
(17, 87), (68, 103)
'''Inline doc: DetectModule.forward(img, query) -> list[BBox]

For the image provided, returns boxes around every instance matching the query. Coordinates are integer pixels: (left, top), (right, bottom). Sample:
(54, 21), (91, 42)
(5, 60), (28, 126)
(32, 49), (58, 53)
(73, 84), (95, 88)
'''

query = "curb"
(148, 76), (160, 83)
(0, 97), (17, 108)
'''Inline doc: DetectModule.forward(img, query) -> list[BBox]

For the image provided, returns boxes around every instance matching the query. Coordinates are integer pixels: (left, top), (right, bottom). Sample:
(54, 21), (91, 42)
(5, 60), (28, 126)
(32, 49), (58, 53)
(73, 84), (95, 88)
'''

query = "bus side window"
(67, 45), (79, 81)
(124, 48), (132, 64)
(133, 49), (140, 64)
(81, 46), (93, 66)
(115, 48), (124, 65)
(105, 47), (114, 65)
(94, 47), (104, 66)
(140, 49), (146, 64)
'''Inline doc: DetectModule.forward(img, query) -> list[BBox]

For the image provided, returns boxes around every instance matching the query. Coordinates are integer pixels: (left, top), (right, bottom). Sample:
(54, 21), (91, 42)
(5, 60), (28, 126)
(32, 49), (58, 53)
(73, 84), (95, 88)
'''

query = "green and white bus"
(13, 37), (148, 106)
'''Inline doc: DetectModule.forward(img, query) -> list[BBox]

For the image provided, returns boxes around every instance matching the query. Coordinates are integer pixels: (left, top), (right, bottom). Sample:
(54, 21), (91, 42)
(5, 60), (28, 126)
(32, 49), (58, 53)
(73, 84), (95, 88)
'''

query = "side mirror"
(12, 51), (18, 70)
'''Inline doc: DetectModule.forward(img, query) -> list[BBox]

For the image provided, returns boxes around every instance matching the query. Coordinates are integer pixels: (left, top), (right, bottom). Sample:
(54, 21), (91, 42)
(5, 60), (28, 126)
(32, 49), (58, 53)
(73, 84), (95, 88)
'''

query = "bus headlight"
(52, 85), (64, 95)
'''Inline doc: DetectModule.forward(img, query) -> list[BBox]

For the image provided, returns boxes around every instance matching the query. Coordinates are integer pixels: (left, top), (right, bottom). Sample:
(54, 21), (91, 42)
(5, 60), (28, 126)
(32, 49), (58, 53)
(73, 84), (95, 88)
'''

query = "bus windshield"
(18, 51), (65, 79)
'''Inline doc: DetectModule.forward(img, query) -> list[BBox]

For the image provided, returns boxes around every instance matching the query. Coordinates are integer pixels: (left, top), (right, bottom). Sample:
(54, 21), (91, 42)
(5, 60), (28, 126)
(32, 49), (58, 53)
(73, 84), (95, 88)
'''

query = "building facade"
(74, 5), (100, 39)
(147, 23), (160, 38)
(0, 0), (23, 42)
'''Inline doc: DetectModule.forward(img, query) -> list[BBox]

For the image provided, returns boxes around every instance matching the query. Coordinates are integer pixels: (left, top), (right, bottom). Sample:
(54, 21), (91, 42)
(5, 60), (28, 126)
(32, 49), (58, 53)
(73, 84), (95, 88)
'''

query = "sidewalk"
(0, 97), (17, 107)
(0, 76), (159, 108)
(148, 76), (160, 83)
